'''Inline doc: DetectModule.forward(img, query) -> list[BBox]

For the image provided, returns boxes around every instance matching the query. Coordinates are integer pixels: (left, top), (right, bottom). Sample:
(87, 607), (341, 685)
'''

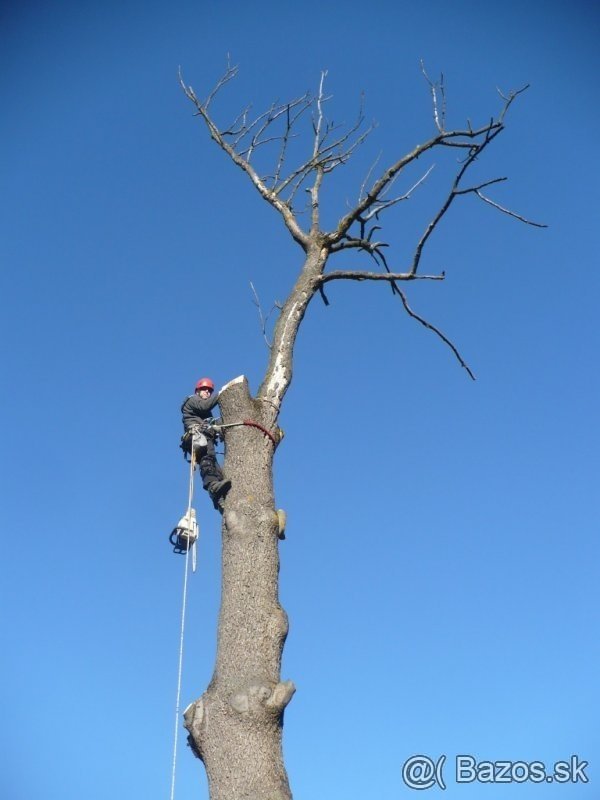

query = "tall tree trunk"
(184, 377), (294, 800)
(183, 252), (324, 799)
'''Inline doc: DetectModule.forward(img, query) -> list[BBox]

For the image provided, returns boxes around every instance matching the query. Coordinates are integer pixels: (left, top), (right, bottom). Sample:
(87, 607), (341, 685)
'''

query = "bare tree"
(178, 62), (544, 800)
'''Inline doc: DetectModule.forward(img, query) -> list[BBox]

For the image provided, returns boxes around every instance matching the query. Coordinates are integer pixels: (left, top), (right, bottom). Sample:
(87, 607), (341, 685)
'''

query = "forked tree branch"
(250, 281), (282, 349)
(327, 120), (504, 247)
(421, 61), (447, 133)
(407, 128), (505, 276)
(179, 66), (309, 249)
(317, 270), (473, 378)
(183, 64), (543, 392)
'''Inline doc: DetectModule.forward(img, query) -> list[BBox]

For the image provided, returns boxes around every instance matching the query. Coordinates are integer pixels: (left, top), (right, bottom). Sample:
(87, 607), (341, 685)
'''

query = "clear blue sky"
(1, 1), (599, 798)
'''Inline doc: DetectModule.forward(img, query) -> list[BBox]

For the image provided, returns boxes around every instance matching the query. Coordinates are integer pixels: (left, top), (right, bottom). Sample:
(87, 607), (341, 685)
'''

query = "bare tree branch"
(359, 151), (382, 202)
(179, 66), (309, 249)
(453, 176), (547, 227)
(202, 58), (238, 111)
(272, 100), (312, 186)
(421, 61), (446, 133)
(361, 164), (435, 222)
(318, 283), (330, 306)
(318, 270), (474, 379)
(453, 177), (508, 194)
(474, 190), (548, 227)
(327, 123), (501, 247)
(222, 103), (252, 137)
(330, 237), (387, 253)
(497, 84), (530, 123)
(397, 289), (476, 380)
(328, 81), (531, 253)
(408, 128), (504, 275)
(308, 71), (327, 232)
(250, 281), (283, 349)
(183, 65), (542, 391)
(275, 77), (373, 202)
(320, 270), (445, 283)
(238, 97), (311, 161)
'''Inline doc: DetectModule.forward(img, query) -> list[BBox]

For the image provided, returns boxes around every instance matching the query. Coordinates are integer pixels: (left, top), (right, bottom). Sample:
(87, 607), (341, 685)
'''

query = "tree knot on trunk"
(183, 698), (205, 761)
(230, 680), (296, 718)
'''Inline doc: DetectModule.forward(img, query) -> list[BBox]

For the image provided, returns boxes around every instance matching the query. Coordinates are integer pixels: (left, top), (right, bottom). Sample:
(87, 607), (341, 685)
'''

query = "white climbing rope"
(187, 437), (198, 573)
(169, 445), (196, 800)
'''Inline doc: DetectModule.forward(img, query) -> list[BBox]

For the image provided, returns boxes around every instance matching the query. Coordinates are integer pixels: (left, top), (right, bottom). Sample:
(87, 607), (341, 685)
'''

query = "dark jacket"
(181, 392), (220, 433)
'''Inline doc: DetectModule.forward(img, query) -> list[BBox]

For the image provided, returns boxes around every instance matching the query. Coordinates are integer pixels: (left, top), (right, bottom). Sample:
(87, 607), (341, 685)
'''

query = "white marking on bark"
(221, 375), (245, 391)
(266, 300), (301, 401)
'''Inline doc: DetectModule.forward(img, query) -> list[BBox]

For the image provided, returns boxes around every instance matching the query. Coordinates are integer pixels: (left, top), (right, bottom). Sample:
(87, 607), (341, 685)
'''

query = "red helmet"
(195, 377), (215, 393)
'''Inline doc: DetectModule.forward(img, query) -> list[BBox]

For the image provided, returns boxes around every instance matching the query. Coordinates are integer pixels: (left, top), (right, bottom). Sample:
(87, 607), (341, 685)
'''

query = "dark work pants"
(185, 432), (224, 491)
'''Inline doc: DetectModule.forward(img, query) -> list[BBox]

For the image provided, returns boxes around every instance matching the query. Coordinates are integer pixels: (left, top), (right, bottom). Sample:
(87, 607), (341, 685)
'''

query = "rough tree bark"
(184, 376), (293, 800)
(179, 64), (544, 800)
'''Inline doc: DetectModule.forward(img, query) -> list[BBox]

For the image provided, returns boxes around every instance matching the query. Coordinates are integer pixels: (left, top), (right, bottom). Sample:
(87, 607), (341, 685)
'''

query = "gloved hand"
(211, 418), (225, 442)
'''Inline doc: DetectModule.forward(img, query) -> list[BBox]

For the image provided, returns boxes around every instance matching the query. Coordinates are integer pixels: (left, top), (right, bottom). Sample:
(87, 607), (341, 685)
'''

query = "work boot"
(208, 478), (231, 509)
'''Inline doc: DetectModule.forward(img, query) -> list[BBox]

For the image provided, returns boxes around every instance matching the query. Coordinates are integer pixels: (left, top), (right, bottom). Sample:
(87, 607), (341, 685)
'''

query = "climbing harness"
(210, 419), (283, 446)
(180, 417), (282, 461)
(179, 424), (208, 462)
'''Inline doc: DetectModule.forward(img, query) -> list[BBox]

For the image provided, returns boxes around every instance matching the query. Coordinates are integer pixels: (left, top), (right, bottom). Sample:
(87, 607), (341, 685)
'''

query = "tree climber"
(181, 377), (231, 511)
